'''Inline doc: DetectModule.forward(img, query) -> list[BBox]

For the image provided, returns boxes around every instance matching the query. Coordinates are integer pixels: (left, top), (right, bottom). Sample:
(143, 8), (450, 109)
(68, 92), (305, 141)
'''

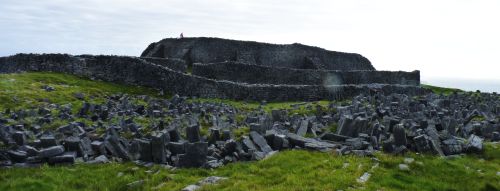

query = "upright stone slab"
(168, 127), (181, 142)
(208, 128), (221, 144)
(151, 133), (166, 163)
(137, 139), (152, 162)
(222, 130), (231, 141)
(186, 124), (201, 143)
(80, 137), (94, 157)
(12, 131), (26, 146)
(337, 116), (357, 137)
(296, 120), (308, 137)
(393, 124), (407, 146)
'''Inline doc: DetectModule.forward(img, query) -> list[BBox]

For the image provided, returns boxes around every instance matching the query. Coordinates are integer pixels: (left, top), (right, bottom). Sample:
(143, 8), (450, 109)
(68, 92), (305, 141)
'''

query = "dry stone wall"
(0, 54), (428, 101)
(192, 62), (420, 86)
(140, 57), (187, 72)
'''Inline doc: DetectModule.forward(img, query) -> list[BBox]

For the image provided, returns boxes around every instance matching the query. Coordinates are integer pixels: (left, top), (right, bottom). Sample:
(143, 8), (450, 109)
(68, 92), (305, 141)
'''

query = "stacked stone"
(0, 37), (426, 101)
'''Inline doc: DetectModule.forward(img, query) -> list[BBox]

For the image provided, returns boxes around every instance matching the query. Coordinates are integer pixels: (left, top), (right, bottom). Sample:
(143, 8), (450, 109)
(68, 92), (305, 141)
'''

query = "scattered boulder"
(466, 135), (483, 153)
(398, 163), (410, 171)
(357, 172), (371, 183)
(39, 146), (65, 158)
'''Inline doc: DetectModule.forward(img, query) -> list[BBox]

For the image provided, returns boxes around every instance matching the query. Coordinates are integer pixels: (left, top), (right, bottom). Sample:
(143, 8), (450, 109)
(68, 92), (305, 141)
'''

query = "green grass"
(366, 143), (500, 191)
(233, 126), (250, 140)
(0, 72), (499, 191)
(190, 98), (337, 116)
(1, 145), (498, 191)
(0, 72), (162, 111)
(421, 84), (464, 95)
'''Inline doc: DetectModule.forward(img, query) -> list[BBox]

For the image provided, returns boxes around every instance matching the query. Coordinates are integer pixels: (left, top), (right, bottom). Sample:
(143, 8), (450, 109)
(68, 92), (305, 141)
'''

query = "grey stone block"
(249, 131), (273, 153)
(39, 146), (65, 158)
(178, 142), (208, 168)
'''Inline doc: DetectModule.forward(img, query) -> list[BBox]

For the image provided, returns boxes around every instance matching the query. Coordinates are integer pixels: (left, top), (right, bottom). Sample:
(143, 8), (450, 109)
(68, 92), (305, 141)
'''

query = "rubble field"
(0, 72), (499, 191)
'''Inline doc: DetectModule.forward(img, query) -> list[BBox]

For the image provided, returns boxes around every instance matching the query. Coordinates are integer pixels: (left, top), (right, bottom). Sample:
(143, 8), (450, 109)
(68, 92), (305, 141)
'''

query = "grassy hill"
(0, 72), (499, 191)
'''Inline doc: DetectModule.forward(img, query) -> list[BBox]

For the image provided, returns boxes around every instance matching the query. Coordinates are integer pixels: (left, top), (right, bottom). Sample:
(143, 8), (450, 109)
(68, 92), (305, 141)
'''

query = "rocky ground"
(0, 72), (499, 191)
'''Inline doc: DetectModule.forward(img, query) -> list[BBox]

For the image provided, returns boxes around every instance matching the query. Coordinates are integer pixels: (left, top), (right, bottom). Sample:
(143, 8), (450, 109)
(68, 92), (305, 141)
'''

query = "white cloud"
(0, 0), (499, 90)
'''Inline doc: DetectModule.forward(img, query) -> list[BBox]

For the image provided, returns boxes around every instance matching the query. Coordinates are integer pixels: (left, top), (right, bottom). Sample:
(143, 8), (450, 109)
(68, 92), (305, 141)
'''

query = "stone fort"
(0, 37), (425, 101)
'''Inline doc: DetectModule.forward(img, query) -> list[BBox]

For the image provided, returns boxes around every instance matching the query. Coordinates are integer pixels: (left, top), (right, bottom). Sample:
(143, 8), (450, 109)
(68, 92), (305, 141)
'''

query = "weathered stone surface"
(104, 133), (131, 160)
(320, 133), (351, 142)
(142, 37), (374, 71)
(48, 152), (76, 165)
(271, 110), (287, 122)
(199, 176), (227, 184)
(169, 142), (186, 155)
(413, 135), (432, 153)
(168, 128), (181, 142)
(296, 120), (309, 137)
(64, 136), (84, 157)
(337, 116), (369, 137)
(242, 137), (257, 152)
(0, 54), (427, 102)
(40, 135), (57, 148)
(137, 139), (152, 162)
(39, 146), (65, 158)
(208, 128), (221, 144)
(223, 139), (237, 155)
(186, 124), (201, 143)
(393, 124), (407, 146)
(182, 184), (200, 191)
(287, 133), (338, 151)
(87, 155), (109, 164)
(7, 150), (27, 163)
(178, 142), (208, 168)
(12, 131), (26, 146)
(249, 131), (273, 153)
(398, 164), (410, 171)
(466, 135), (483, 153)
(357, 172), (371, 183)
(493, 132), (500, 141)
(442, 138), (463, 155)
(249, 123), (265, 135)
(193, 62), (419, 86)
(91, 141), (106, 155)
(151, 133), (167, 163)
(267, 133), (288, 151)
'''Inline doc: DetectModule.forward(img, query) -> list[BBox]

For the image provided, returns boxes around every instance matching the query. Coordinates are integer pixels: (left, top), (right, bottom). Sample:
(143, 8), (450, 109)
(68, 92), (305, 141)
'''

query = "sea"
(422, 78), (500, 93)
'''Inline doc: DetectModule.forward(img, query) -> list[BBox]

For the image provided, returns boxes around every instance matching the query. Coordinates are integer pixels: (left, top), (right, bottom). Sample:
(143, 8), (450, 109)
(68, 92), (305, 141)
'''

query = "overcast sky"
(1, 0), (499, 91)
